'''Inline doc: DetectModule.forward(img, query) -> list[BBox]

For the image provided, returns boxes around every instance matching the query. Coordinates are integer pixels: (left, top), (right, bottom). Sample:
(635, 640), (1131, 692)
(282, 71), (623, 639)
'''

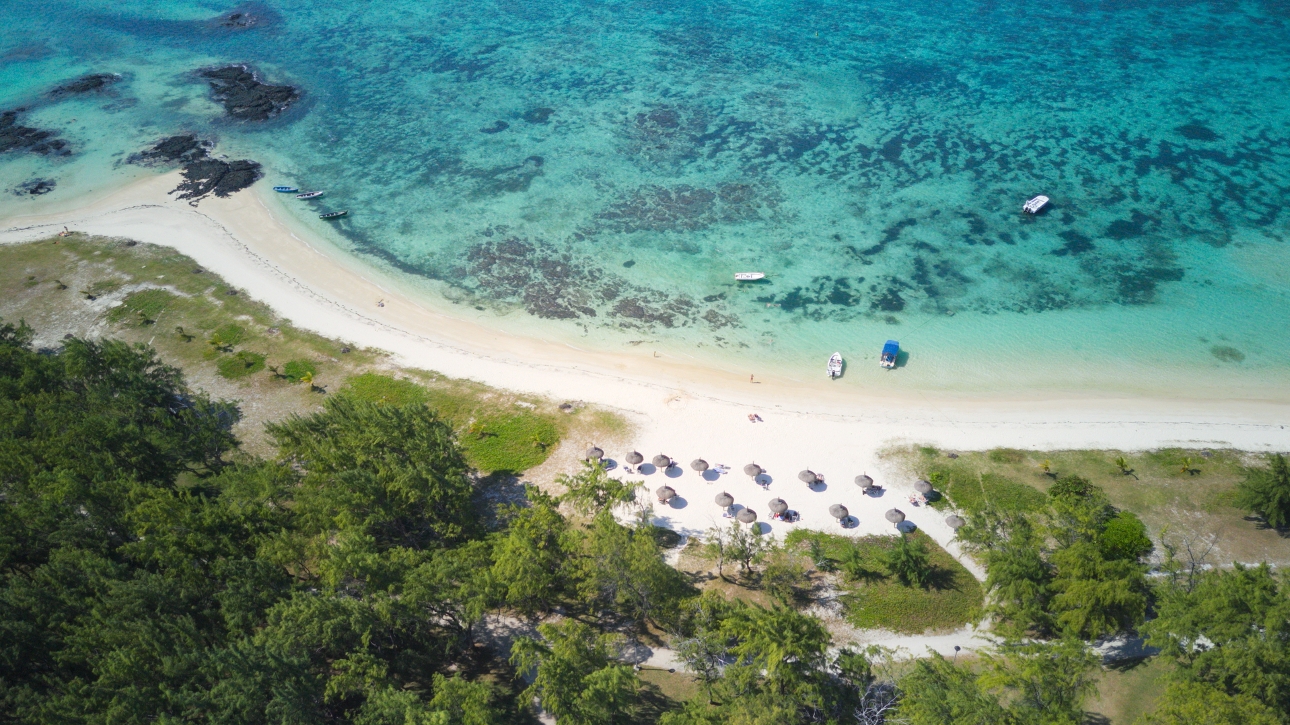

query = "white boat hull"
(827, 353), (843, 378)
(734, 272), (765, 281)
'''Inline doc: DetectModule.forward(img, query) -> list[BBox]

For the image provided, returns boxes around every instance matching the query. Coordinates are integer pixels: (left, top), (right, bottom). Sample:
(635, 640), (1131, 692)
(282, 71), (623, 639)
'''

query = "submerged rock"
(200, 65), (298, 121)
(13, 178), (55, 196)
(479, 120), (509, 134)
(130, 134), (211, 165)
(172, 158), (262, 201)
(49, 73), (120, 97)
(0, 110), (68, 156)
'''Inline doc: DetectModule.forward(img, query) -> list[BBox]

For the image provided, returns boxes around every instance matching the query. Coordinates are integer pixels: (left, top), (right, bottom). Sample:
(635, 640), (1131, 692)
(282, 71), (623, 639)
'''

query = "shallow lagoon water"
(2, 0), (1289, 399)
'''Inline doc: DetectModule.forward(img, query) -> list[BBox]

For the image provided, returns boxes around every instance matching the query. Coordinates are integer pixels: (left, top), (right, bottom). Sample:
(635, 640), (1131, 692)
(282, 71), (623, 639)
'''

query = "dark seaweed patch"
(479, 120), (509, 134)
(1177, 124), (1219, 142)
(522, 107), (554, 123)
(49, 73), (120, 97)
(172, 158), (261, 202)
(596, 182), (777, 233)
(1105, 211), (1153, 240)
(1052, 231), (1095, 256)
(129, 135), (211, 165)
(871, 288), (906, 312)
(13, 178), (55, 196)
(1210, 345), (1245, 363)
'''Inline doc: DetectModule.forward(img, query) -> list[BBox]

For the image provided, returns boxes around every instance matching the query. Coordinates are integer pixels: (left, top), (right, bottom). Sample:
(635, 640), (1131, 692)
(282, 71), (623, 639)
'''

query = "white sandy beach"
(3, 173), (1289, 622)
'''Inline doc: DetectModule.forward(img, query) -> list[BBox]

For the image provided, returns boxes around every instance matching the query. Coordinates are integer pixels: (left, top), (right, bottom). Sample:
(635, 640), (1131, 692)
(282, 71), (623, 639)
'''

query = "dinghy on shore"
(296, 191), (324, 199)
(735, 272), (765, 281)
(273, 186), (298, 193)
(827, 352), (843, 379)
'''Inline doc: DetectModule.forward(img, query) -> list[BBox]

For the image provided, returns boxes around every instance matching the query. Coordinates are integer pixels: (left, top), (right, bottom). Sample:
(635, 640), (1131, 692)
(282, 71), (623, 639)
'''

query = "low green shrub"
(217, 350), (265, 379)
(281, 359), (318, 383)
(339, 372), (427, 405)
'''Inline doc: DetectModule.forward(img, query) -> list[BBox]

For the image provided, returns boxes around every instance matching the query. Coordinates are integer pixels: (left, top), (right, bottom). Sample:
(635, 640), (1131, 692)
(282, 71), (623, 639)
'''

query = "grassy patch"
(924, 460), (1047, 516)
(281, 359), (317, 383)
(216, 351), (266, 379)
(1, 237), (630, 471)
(784, 530), (982, 634)
(459, 411), (560, 473)
(1085, 657), (1170, 724)
(883, 444), (1287, 567)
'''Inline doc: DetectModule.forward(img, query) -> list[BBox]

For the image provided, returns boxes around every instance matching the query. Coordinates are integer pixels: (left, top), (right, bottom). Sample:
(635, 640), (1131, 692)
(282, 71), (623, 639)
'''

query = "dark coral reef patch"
(596, 182), (779, 233)
(129, 134), (211, 165)
(172, 158), (262, 201)
(0, 110), (68, 156)
(200, 65), (298, 121)
(452, 232), (738, 330)
(49, 73), (120, 97)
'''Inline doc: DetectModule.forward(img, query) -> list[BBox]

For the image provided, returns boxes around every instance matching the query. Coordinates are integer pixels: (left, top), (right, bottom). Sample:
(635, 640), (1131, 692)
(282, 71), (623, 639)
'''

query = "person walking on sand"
(750, 374), (755, 383)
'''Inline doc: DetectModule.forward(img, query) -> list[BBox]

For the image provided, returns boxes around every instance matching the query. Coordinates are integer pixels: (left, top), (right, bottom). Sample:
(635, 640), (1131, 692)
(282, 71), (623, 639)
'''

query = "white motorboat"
(1022, 195), (1049, 214)
(734, 272), (765, 281)
(296, 191), (324, 199)
(827, 352), (843, 379)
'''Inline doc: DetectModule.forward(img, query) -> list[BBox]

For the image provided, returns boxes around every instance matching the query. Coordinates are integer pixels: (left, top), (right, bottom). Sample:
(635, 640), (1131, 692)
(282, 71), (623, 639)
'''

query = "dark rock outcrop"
(479, 120), (509, 134)
(200, 66), (298, 121)
(172, 158), (262, 201)
(14, 178), (55, 196)
(49, 73), (120, 97)
(130, 134), (211, 165)
(0, 110), (68, 156)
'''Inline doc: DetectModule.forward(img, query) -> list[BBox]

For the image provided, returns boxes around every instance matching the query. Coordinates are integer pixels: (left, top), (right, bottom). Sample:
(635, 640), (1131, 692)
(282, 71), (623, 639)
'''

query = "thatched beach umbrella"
(715, 492), (734, 508)
(945, 515), (965, 529)
(744, 463), (763, 477)
(768, 498), (788, 514)
(855, 474), (874, 489)
(691, 459), (709, 473)
(736, 508), (757, 524)
(626, 451), (644, 465)
(885, 508), (906, 524)
(829, 504), (849, 520)
(586, 446), (604, 461)
(914, 479), (933, 495)
(798, 470), (818, 484)
(652, 454), (672, 469)
(656, 485), (676, 502)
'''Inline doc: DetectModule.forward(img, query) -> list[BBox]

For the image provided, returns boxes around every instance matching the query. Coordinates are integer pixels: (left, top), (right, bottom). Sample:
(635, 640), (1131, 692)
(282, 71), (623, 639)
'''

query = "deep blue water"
(3, 0), (1289, 394)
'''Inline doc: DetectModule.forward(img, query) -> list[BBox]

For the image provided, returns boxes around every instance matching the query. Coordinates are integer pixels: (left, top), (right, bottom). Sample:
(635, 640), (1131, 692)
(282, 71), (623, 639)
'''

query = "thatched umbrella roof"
(736, 508), (757, 524)
(715, 492), (734, 507)
(914, 479), (933, 494)
(885, 508), (906, 524)
(768, 498), (788, 514)
(744, 463), (763, 477)
(855, 474), (874, 488)
(656, 486), (676, 501)
(945, 515), (965, 529)
(829, 504), (849, 520)
(586, 446), (604, 461)
(652, 454), (671, 468)
(798, 470), (818, 484)
(626, 451), (644, 465)
(691, 459), (709, 472)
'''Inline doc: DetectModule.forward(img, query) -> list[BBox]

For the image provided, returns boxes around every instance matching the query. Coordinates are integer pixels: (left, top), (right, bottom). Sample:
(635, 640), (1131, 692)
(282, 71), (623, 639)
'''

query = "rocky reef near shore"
(0, 110), (68, 156)
(130, 135), (261, 202)
(200, 65), (298, 121)
(13, 178), (55, 196)
(49, 73), (120, 97)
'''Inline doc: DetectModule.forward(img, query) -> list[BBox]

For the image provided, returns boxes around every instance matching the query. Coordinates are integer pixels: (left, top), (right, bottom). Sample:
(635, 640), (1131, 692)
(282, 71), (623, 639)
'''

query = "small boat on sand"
(273, 186), (298, 193)
(1022, 195), (1049, 214)
(319, 210), (348, 219)
(735, 272), (766, 281)
(296, 191), (324, 199)
(827, 352), (843, 379)
(880, 340), (899, 369)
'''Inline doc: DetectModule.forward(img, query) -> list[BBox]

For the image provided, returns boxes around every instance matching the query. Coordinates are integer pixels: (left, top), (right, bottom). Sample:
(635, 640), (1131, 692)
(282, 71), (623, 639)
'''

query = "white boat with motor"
(827, 352), (843, 379)
(296, 191), (324, 199)
(1022, 195), (1049, 214)
(734, 272), (765, 281)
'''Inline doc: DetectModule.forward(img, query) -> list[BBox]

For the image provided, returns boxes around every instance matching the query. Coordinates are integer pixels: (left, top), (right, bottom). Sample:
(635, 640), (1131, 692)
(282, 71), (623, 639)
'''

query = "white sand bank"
(3, 173), (1288, 571)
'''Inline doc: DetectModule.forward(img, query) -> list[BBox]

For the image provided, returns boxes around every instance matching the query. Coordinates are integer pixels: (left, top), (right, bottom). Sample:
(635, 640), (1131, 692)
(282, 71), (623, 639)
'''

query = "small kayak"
(319, 210), (348, 219)
(735, 272), (765, 281)
(296, 191), (324, 199)
(827, 352), (843, 379)
(273, 186), (298, 193)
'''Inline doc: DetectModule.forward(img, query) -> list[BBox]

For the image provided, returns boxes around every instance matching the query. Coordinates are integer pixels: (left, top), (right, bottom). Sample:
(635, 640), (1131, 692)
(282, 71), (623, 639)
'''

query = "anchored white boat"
(734, 272), (765, 281)
(296, 191), (324, 199)
(1022, 195), (1049, 214)
(827, 352), (843, 379)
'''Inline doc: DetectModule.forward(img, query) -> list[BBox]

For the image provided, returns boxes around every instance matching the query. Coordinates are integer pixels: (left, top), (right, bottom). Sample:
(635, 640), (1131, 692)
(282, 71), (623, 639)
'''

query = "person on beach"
(750, 374), (755, 383)
(747, 414), (755, 423)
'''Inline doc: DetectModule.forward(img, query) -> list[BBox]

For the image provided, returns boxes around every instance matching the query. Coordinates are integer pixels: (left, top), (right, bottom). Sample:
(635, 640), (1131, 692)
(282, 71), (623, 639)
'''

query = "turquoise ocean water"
(3, 0), (1290, 399)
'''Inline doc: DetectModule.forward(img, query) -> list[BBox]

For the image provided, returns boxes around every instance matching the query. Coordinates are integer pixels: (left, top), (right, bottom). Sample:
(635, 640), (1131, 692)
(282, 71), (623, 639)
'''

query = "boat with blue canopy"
(273, 186), (298, 193)
(880, 340), (899, 369)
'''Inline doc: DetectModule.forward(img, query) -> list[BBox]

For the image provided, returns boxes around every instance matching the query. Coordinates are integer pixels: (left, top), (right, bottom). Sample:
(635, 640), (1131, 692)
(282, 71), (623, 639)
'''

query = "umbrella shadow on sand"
(896, 520), (918, 534)
(664, 466), (683, 479)
(638, 463), (657, 475)
(808, 481), (828, 492)
(702, 469), (721, 482)
(755, 473), (773, 487)
(752, 522), (771, 535)
(668, 496), (689, 509)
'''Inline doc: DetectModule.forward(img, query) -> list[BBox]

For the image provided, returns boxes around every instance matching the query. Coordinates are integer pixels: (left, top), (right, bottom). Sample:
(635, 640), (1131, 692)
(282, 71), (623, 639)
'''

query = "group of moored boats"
(822, 340), (899, 379)
(273, 186), (347, 219)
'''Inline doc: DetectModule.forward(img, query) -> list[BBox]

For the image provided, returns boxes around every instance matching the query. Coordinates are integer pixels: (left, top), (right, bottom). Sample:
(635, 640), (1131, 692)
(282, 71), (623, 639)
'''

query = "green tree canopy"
(1234, 453), (1290, 529)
